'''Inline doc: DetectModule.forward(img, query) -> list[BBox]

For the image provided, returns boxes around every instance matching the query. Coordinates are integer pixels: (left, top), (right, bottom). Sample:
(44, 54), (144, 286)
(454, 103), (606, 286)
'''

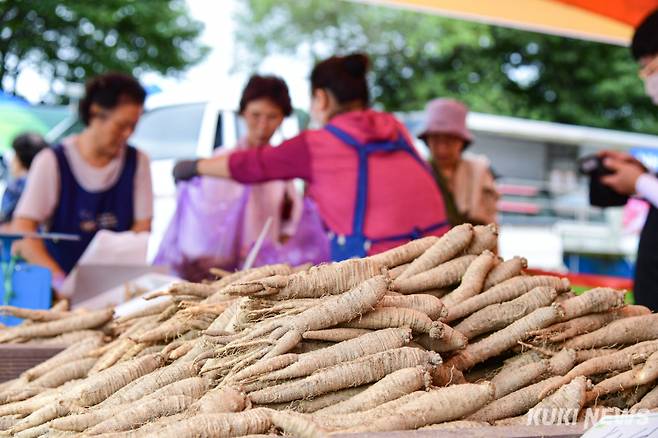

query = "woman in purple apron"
(12, 73), (153, 295)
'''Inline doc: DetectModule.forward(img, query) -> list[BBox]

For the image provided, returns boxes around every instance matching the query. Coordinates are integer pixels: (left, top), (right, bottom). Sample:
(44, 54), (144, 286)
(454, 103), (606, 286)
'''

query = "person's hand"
(173, 159), (199, 182)
(598, 150), (647, 171)
(600, 157), (647, 195)
(279, 234), (292, 245)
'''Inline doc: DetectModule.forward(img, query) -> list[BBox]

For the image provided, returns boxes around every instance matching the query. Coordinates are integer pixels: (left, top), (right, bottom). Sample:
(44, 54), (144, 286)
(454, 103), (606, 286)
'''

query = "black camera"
(578, 154), (628, 207)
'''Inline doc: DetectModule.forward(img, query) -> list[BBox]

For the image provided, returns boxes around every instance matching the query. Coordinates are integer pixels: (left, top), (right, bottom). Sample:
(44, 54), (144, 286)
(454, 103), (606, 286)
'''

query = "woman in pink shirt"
(174, 54), (449, 261)
(158, 75), (328, 279)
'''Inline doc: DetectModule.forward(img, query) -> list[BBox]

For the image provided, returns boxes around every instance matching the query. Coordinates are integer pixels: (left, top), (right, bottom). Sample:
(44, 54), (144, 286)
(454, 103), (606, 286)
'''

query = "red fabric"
(229, 134), (313, 183)
(527, 268), (634, 290)
(555, 0), (658, 26)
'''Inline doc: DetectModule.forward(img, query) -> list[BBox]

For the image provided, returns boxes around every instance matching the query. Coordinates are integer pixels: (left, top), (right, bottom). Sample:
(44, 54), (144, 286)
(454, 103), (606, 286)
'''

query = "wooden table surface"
(0, 344), (66, 382)
(0, 348), (591, 438)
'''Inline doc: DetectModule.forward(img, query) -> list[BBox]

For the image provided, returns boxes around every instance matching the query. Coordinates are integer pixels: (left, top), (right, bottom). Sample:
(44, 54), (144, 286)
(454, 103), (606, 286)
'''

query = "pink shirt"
(229, 109), (448, 254)
(15, 136), (153, 225)
(637, 173), (658, 208)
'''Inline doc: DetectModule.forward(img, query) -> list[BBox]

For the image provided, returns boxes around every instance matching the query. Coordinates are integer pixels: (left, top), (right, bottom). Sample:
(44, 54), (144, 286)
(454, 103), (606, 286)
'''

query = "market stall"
(2, 1), (658, 436)
(0, 224), (657, 436)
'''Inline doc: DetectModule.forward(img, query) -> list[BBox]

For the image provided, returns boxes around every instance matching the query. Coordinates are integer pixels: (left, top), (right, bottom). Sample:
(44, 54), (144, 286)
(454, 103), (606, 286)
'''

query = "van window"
(213, 112), (223, 150)
(236, 115), (247, 143)
(130, 103), (206, 160)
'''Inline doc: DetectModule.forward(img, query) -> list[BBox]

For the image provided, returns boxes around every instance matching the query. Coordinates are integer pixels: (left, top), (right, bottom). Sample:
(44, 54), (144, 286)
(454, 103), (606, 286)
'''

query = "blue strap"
(325, 124), (431, 171)
(324, 125), (368, 238)
(371, 220), (450, 244)
(324, 124), (361, 149)
(324, 124), (446, 245)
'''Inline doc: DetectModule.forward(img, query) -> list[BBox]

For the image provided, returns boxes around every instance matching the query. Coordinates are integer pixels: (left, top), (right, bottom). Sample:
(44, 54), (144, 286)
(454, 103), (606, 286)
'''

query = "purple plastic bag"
(154, 177), (249, 281)
(155, 178), (330, 281)
(253, 197), (330, 267)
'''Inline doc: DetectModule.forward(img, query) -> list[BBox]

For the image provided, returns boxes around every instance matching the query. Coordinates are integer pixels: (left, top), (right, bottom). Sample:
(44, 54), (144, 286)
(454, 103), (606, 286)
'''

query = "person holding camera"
(598, 9), (658, 310)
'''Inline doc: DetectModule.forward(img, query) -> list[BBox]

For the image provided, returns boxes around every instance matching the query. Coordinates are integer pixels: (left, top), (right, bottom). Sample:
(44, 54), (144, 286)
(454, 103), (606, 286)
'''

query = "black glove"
(173, 159), (199, 182)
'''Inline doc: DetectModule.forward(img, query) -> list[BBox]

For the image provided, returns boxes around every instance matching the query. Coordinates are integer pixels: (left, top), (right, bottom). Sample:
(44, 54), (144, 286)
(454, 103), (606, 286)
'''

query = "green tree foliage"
(235, 0), (658, 134)
(0, 0), (207, 101)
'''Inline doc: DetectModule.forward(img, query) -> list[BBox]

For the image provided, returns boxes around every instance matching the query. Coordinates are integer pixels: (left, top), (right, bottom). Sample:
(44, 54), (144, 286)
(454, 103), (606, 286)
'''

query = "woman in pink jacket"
(174, 54), (449, 261)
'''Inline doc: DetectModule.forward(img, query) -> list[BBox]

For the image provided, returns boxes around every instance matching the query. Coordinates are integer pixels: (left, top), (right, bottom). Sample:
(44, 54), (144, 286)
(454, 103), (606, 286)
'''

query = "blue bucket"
(0, 262), (52, 326)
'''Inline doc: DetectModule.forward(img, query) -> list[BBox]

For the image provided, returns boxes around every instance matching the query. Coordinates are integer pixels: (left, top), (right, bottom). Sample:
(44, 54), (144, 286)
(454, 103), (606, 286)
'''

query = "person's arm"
(599, 155), (658, 207)
(197, 155), (230, 178)
(600, 156), (647, 198)
(11, 218), (65, 278)
(10, 149), (66, 285)
(174, 134), (313, 183)
(599, 150), (646, 168)
(480, 168), (500, 225)
(636, 173), (658, 208)
(131, 218), (151, 233)
(131, 151), (153, 232)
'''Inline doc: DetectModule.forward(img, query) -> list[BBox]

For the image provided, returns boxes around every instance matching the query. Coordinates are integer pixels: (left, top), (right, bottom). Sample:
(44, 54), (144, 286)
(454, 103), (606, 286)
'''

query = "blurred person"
(597, 8), (658, 310)
(0, 133), (48, 224)
(12, 73), (153, 294)
(419, 98), (499, 226)
(155, 75), (328, 280)
(173, 53), (449, 261)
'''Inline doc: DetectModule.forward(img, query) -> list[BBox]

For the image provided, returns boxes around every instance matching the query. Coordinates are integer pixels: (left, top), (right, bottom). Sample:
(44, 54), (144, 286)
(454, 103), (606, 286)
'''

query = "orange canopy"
(557, 0), (657, 26)
(354, 0), (658, 44)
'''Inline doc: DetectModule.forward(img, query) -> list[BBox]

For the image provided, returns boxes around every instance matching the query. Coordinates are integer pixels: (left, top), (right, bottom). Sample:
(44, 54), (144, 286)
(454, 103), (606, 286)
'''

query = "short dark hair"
(239, 75), (293, 117)
(78, 73), (146, 126)
(632, 8), (658, 60)
(310, 53), (370, 106)
(12, 132), (48, 169)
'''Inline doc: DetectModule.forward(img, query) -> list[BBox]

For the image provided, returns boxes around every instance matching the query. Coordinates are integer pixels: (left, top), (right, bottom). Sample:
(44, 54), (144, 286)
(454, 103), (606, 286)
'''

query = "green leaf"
(235, 0), (658, 135)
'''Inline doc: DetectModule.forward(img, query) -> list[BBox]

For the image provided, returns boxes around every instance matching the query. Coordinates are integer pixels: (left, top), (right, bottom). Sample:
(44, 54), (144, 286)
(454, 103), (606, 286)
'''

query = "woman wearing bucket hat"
(419, 98), (499, 226)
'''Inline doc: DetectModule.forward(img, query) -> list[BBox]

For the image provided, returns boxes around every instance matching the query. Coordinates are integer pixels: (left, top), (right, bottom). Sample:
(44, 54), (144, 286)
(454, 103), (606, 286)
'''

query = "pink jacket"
(229, 109), (448, 254)
(154, 137), (307, 279)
